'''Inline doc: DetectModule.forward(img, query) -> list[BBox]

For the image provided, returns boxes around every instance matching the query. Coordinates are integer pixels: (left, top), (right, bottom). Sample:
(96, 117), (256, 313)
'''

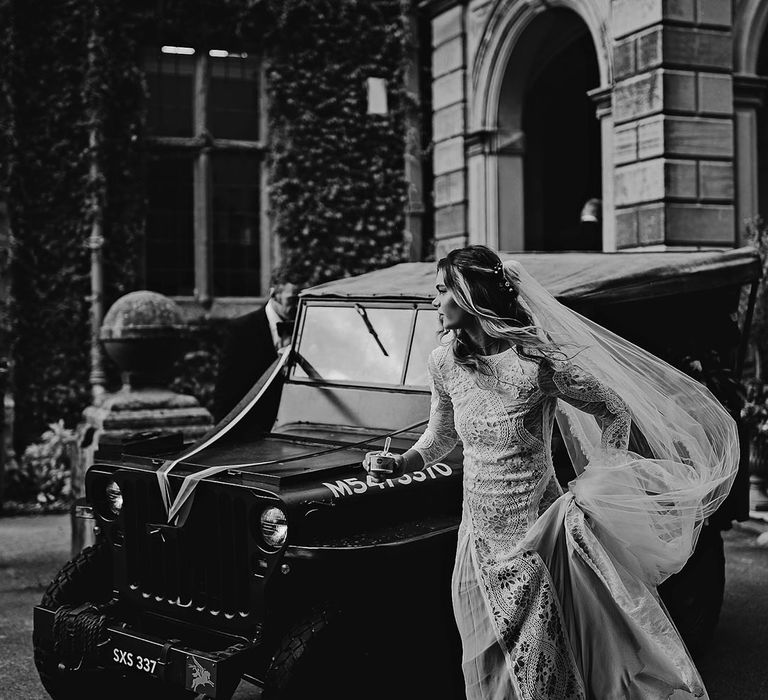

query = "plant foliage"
(3, 420), (75, 508)
(0, 0), (413, 446)
(266, 0), (412, 286)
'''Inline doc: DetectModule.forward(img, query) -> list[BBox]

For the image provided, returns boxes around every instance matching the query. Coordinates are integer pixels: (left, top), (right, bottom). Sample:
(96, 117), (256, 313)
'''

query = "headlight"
(260, 507), (288, 548)
(104, 479), (123, 517)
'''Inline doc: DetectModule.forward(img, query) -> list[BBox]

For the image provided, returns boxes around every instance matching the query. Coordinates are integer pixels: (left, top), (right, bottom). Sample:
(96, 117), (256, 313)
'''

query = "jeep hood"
(157, 426), (412, 489)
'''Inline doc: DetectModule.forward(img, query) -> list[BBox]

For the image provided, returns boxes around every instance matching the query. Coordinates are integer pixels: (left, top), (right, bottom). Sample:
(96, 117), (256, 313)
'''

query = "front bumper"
(34, 604), (257, 699)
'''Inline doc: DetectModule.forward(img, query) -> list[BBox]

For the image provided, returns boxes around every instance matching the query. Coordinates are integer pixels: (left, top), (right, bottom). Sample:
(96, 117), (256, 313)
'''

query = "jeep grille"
(120, 475), (254, 617)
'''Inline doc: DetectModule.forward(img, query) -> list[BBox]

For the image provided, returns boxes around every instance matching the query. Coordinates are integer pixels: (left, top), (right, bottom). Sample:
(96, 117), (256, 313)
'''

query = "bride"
(364, 245), (738, 699)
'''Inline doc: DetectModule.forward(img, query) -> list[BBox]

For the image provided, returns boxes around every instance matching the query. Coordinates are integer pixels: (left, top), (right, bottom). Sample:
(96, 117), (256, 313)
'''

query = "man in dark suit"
(213, 281), (301, 427)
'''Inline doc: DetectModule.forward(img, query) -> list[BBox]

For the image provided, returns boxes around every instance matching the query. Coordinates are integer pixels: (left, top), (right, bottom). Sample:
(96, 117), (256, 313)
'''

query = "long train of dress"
(412, 345), (706, 700)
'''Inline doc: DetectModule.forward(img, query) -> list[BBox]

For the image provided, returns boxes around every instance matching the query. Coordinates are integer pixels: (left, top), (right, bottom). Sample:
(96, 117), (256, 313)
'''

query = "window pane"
(405, 310), (442, 386)
(145, 154), (194, 295)
(209, 54), (260, 140)
(212, 153), (261, 296)
(144, 48), (194, 137)
(294, 306), (412, 384)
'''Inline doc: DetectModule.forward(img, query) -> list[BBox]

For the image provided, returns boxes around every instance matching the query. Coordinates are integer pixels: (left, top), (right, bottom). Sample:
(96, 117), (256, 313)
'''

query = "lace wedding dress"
(412, 344), (707, 700)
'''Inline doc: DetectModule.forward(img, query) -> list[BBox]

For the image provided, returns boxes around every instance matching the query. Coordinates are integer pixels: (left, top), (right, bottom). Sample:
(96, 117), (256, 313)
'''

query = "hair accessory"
(491, 261), (515, 294)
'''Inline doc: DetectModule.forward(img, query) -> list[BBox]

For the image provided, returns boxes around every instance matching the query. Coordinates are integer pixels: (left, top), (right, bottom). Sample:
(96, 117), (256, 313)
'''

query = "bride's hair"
(437, 245), (568, 377)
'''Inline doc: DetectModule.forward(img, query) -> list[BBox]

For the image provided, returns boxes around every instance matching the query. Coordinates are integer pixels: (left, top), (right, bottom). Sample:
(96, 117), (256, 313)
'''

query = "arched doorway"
(520, 12), (601, 250)
(476, 6), (604, 251)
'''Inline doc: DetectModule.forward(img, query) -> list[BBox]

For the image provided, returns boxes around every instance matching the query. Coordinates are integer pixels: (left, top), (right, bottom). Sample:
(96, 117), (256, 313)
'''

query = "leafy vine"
(1, 0), (413, 445)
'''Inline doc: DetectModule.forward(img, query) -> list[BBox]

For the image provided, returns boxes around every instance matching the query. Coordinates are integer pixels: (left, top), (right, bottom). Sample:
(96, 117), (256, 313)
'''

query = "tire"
(658, 525), (725, 658)
(33, 542), (192, 700)
(261, 601), (464, 700)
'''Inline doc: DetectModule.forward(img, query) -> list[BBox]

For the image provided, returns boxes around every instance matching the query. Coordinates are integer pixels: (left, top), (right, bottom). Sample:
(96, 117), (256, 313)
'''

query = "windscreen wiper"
(354, 303), (389, 357)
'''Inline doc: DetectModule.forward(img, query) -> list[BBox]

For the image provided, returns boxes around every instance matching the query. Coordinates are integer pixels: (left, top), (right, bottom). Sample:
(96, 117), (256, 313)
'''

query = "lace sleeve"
(412, 349), (459, 465)
(539, 360), (631, 451)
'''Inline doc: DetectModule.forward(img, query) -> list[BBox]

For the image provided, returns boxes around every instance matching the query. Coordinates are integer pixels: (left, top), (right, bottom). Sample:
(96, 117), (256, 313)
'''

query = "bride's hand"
(363, 452), (405, 480)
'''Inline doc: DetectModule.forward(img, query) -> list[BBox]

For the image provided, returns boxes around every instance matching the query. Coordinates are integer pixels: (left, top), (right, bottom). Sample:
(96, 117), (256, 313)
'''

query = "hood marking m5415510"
(323, 463), (452, 499)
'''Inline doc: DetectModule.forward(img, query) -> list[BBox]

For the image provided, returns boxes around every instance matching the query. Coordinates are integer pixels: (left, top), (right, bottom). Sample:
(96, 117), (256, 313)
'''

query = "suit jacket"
(213, 306), (282, 427)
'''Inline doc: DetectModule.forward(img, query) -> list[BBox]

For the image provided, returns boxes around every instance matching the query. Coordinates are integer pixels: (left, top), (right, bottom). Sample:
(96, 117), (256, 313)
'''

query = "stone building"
(420, 0), (768, 258)
(5, 0), (768, 454)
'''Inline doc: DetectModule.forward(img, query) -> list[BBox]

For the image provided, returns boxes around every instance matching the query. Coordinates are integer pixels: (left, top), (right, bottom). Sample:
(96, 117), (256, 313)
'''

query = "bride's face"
(433, 269), (473, 330)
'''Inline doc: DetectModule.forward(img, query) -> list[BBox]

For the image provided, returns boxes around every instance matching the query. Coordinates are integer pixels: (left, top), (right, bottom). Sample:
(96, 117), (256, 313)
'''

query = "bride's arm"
(538, 359), (631, 451)
(401, 350), (459, 469)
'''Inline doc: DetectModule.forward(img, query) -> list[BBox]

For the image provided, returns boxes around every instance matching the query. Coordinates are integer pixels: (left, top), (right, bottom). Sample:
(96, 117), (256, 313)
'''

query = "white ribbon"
(156, 350), (291, 523)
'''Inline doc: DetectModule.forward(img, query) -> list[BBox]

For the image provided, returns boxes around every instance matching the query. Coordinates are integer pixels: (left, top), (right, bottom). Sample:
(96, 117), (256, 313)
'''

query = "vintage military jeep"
(33, 248), (760, 699)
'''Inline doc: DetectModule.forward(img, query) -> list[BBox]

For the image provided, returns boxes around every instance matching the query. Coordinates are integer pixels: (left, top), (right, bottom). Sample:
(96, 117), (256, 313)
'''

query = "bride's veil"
(505, 260), (740, 586)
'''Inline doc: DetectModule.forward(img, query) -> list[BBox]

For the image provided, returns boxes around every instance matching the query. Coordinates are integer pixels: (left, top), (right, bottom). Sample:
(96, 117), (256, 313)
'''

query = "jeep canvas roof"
(303, 248), (761, 305)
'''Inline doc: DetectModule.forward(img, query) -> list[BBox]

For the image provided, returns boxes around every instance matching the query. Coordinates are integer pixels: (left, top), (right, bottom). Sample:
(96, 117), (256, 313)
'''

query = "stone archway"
(468, 0), (610, 251)
(733, 0), (768, 237)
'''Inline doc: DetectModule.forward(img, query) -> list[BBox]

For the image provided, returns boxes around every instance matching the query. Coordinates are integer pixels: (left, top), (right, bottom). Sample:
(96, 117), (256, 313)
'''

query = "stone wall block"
(433, 136), (464, 175)
(697, 73), (733, 115)
(615, 160), (665, 205)
(663, 28), (732, 71)
(435, 170), (466, 206)
(666, 204), (735, 244)
(614, 70), (698, 124)
(638, 203), (667, 245)
(696, 0), (731, 26)
(433, 6), (463, 48)
(613, 72), (662, 123)
(665, 0), (696, 22)
(699, 161), (734, 200)
(666, 159), (698, 198)
(434, 103), (465, 142)
(637, 116), (665, 159)
(435, 204), (466, 238)
(612, 0), (661, 39)
(432, 70), (464, 111)
(615, 124), (639, 164)
(433, 36), (463, 78)
(665, 117), (733, 157)
(435, 234), (469, 260)
(664, 70), (697, 113)
(614, 37), (636, 79)
(615, 207), (640, 247)
(636, 27), (663, 71)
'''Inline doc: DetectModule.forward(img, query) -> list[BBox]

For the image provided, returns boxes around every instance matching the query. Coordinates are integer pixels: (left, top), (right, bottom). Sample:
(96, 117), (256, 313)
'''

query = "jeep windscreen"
(292, 304), (439, 387)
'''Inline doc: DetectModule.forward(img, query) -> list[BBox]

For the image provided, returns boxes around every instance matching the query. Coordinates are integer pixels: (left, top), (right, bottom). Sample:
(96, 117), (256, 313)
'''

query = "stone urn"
(100, 290), (187, 389)
(73, 291), (213, 555)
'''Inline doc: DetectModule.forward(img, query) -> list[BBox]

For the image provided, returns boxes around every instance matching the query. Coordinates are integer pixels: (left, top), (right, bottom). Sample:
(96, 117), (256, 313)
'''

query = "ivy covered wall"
(0, 0), (418, 445)
(266, 0), (411, 285)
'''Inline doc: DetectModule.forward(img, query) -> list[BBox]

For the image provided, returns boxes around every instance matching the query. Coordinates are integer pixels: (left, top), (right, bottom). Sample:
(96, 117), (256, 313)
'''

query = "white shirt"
(265, 299), (289, 354)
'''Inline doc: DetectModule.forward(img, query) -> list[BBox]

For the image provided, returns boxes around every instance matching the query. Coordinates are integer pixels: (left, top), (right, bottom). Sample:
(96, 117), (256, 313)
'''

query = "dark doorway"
(522, 11), (601, 250)
(756, 35), (768, 222)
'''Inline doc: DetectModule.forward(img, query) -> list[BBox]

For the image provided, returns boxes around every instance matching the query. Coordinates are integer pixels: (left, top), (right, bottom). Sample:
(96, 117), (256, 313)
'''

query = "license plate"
(111, 647), (158, 675)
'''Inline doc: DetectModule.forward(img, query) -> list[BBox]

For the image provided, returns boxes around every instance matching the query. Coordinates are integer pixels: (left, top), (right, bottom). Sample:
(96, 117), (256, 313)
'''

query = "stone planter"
(71, 290), (212, 555)
(99, 290), (187, 388)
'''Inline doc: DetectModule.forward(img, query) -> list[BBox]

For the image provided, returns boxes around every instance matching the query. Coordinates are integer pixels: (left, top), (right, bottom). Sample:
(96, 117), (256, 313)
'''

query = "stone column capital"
(734, 73), (768, 109)
(465, 128), (494, 156)
(588, 85), (613, 119)
(466, 128), (526, 156)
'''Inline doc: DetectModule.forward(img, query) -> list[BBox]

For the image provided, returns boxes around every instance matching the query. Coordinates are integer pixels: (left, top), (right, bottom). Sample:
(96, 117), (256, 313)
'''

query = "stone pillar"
(71, 291), (213, 554)
(611, 0), (736, 248)
(734, 74), (768, 243)
(404, 8), (426, 260)
(72, 390), (212, 554)
(430, 3), (468, 258)
(589, 86), (617, 251)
